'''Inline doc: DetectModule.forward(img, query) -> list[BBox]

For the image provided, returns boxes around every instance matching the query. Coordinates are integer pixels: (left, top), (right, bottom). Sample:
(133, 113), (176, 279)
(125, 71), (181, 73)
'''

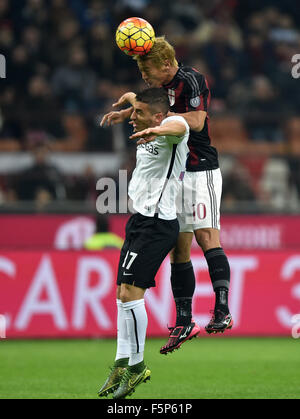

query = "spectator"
(222, 160), (256, 210)
(21, 0), (49, 28)
(170, 0), (202, 31)
(0, 25), (14, 58)
(9, 45), (34, 93)
(199, 23), (246, 99)
(0, 87), (23, 151)
(22, 75), (61, 141)
(84, 214), (124, 251)
(47, 17), (82, 66)
(0, 109), (22, 151)
(51, 111), (89, 151)
(288, 157), (300, 202)
(244, 33), (269, 76)
(84, 0), (113, 27)
(245, 76), (284, 143)
(86, 23), (114, 78)
(14, 139), (66, 206)
(21, 25), (44, 60)
(52, 46), (97, 111)
(66, 165), (98, 202)
(0, 0), (11, 23)
(0, 181), (5, 204)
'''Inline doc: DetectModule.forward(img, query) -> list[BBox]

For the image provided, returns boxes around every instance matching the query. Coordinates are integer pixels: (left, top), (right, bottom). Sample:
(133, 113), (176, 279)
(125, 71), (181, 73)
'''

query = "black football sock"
(204, 247), (230, 313)
(214, 287), (229, 314)
(171, 261), (196, 326)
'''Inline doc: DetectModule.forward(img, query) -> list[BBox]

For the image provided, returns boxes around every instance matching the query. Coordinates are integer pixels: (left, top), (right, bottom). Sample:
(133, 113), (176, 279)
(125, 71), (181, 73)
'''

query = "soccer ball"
(115, 17), (155, 56)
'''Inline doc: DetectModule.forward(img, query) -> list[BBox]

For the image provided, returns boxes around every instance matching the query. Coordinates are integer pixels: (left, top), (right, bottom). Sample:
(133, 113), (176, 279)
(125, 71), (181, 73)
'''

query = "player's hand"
(130, 127), (159, 144)
(100, 111), (125, 127)
(112, 92), (136, 108)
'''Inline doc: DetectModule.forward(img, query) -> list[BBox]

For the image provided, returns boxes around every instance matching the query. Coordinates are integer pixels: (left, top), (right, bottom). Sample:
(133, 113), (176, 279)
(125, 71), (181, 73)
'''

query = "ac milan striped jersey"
(163, 65), (219, 172)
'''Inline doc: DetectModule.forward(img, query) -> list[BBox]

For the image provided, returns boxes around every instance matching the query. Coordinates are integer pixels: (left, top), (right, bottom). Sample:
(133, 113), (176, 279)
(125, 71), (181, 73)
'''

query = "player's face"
(131, 101), (159, 131)
(140, 60), (171, 87)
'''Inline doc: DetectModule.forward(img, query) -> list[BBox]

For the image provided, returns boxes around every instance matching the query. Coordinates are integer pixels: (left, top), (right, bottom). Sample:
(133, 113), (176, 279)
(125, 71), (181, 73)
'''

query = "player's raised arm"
(130, 119), (187, 144)
(100, 107), (132, 127)
(168, 110), (207, 133)
(100, 92), (137, 127)
(112, 92), (136, 108)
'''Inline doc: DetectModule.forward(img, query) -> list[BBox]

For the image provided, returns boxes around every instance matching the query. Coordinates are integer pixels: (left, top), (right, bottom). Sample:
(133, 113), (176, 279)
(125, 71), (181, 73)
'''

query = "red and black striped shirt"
(163, 65), (219, 172)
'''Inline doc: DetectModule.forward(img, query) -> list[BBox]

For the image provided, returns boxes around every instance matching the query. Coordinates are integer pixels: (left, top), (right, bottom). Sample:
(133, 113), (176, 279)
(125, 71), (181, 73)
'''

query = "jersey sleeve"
(161, 115), (189, 144)
(183, 72), (210, 113)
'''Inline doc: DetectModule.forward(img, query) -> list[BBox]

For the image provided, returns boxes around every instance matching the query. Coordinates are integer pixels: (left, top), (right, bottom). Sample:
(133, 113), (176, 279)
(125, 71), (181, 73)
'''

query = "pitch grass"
(0, 337), (299, 399)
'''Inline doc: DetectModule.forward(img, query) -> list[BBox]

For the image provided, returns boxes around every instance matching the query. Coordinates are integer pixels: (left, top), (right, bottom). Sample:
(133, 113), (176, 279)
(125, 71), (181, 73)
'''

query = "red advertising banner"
(0, 215), (95, 249)
(1, 250), (300, 338)
(111, 215), (300, 250)
(0, 215), (300, 250)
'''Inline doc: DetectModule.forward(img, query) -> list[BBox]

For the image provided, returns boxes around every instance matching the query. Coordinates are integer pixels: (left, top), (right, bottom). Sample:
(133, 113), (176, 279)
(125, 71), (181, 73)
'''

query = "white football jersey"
(129, 115), (189, 220)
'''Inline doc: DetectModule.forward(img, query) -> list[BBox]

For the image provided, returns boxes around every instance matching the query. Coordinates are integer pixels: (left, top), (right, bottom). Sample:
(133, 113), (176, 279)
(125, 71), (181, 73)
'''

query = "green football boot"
(98, 359), (128, 397)
(112, 362), (151, 399)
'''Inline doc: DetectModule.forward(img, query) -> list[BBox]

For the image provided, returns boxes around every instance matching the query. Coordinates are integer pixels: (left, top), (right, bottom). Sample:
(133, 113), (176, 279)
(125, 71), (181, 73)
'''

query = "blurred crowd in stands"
(0, 0), (300, 212)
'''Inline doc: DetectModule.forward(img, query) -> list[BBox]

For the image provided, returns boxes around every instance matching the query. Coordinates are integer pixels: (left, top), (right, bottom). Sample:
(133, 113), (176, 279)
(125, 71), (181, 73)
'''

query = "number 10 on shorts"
(193, 203), (207, 221)
(122, 251), (138, 270)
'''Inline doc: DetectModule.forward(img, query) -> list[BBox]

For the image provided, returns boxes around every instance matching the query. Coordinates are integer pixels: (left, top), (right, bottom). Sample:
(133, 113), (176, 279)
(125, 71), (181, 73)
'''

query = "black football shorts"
(117, 213), (179, 289)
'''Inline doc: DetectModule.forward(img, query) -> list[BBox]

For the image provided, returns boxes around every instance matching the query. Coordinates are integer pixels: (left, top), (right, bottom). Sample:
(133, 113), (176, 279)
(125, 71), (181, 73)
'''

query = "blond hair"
(134, 36), (178, 70)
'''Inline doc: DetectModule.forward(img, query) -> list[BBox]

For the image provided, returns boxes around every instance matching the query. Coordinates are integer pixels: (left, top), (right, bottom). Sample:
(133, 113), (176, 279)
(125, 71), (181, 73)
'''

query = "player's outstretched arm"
(100, 92), (136, 127)
(130, 120), (187, 144)
(100, 108), (132, 127)
(168, 110), (207, 132)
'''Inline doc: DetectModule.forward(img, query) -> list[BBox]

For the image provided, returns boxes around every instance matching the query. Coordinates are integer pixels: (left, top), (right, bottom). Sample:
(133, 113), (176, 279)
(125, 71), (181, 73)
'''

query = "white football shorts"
(176, 169), (222, 232)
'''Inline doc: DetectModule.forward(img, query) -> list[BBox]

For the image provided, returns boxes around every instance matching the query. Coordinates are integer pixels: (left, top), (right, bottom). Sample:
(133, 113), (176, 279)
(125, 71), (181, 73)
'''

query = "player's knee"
(120, 283), (145, 303)
(119, 284), (132, 303)
(170, 232), (193, 264)
(195, 228), (220, 252)
(171, 245), (191, 264)
(195, 229), (211, 248)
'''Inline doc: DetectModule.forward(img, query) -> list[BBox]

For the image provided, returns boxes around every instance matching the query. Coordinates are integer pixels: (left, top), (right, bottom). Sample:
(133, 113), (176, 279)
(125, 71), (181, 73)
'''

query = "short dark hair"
(135, 88), (170, 115)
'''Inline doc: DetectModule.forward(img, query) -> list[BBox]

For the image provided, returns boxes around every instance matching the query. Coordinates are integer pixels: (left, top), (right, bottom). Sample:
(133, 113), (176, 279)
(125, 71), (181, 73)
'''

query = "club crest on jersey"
(190, 96), (201, 108)
(168, 89), (176, 106)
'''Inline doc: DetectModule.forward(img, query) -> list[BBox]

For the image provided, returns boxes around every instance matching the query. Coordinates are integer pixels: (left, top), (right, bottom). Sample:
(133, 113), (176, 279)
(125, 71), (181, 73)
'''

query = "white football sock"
(115, 299), (130, 361)
(122, 299), (148, 366)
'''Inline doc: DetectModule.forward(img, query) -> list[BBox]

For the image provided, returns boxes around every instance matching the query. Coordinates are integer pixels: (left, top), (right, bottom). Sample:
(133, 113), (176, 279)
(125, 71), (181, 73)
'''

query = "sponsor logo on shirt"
(137, 143), (159, 155)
